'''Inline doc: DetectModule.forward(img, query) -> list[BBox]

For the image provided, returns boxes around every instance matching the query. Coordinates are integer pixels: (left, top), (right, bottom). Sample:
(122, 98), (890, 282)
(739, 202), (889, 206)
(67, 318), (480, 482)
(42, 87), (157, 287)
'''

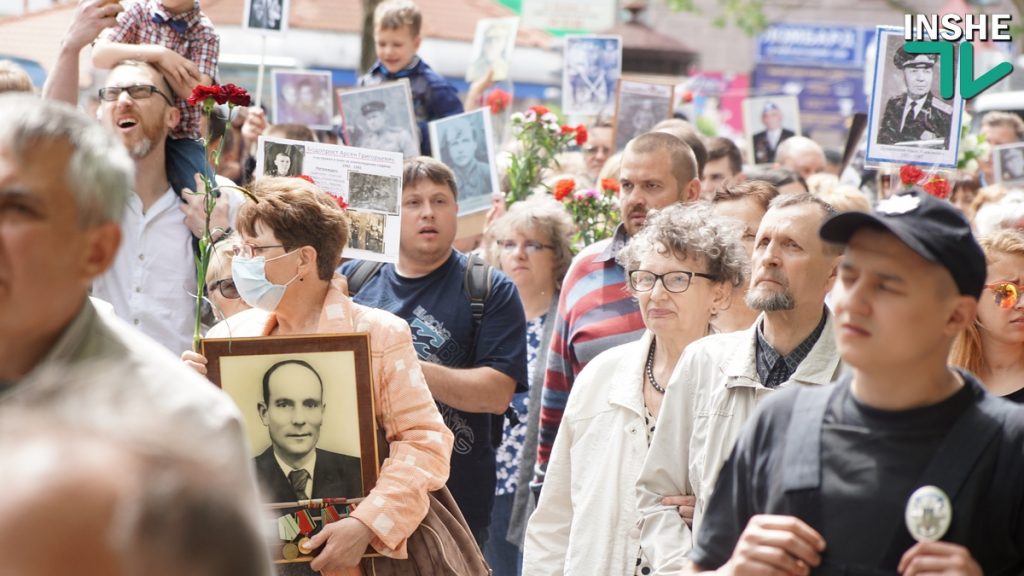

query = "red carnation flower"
(220, 83), (251, 107)
(899, 164), (925, 186)
(530, 105), (550, 116)
(681, 90), (694, 104)
(335, 196), (349, 210)
(600, 178), (620, 193)
(187, 85), (220, 106)
(486, 89), (512, 114)
(295, 175), (316, 185)
(922, 177), (950, 199)
(575, 124), (588, 146)
(560, 125), (575, 135)
(554, 178), (575, 201)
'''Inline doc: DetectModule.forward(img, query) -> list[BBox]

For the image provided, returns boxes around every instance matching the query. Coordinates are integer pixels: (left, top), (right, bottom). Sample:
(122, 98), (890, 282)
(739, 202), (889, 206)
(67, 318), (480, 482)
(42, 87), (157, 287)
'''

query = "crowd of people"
(3, 0), (1024, 575)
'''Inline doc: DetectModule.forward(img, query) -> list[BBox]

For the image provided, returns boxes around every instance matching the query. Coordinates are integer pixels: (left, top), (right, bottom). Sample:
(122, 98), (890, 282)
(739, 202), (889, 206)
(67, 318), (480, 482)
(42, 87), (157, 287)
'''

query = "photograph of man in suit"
(253, 359), (362, 503)
(877, 46), (953, 147)
(752, 101), (795, 164)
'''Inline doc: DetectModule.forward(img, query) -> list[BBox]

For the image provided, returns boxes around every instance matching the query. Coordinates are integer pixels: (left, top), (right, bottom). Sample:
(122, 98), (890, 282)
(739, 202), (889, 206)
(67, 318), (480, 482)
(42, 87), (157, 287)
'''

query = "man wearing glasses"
(91, 60), (242, 355)
(636, 193), (844, 574)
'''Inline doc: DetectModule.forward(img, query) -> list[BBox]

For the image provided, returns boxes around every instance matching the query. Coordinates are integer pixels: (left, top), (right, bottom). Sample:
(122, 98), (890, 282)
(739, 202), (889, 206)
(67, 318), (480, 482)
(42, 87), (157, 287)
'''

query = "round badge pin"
(904, 485), (952, 542)
(282, 542), (300, 560)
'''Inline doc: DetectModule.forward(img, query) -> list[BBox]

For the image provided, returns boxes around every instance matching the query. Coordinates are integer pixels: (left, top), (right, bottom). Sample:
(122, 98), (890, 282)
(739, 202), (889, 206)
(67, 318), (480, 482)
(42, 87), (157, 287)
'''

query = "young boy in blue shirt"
(359, 0), (464, 156)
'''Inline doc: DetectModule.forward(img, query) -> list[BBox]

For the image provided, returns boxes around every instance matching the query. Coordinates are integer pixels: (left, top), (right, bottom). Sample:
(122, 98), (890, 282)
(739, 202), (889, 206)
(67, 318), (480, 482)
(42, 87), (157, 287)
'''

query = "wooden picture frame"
(203, 333), (378, 565)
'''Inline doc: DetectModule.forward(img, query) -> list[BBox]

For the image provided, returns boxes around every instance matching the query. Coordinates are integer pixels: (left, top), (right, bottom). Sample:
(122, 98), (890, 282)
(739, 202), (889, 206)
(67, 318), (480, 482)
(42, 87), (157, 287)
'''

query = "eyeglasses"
(208, 278), (240, 300)
(232, 243), (287, 259)
(98, 84), (174, 106)
(986, 281), (1024, 310)
(498, 239), (555, 254)
(582, 144), (611, 156)
(629, 269), (715, 293)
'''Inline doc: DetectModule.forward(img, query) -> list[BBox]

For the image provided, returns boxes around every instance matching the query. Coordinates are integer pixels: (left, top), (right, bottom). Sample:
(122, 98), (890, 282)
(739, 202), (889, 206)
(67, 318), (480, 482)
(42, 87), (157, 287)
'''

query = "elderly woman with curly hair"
(522, 203), (747, 576)
(482, 195), (575, 575)
(182, 177), (454, 575)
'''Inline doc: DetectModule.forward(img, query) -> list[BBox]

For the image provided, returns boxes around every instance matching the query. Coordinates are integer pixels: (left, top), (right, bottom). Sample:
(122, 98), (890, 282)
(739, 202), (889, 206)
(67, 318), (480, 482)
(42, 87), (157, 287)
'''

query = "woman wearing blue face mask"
(181, 176), (455, 573)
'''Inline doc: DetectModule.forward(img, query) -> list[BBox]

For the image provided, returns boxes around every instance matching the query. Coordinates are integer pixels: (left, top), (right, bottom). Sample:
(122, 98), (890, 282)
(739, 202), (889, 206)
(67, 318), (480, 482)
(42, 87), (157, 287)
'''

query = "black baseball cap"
(819, 189), (986, 298)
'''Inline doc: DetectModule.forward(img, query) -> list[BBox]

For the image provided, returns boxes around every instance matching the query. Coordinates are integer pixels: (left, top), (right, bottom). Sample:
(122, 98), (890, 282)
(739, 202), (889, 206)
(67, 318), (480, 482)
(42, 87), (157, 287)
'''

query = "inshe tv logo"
(903, 13), (1015, 99)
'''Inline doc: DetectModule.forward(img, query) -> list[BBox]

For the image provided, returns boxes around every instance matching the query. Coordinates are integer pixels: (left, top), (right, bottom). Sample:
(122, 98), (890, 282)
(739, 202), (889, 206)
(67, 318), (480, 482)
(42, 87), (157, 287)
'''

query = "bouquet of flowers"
(899, 164), (951, 199)
(187, 83), (256, 351)
(553, 177), (621, 249)
(504, 105), (588, 204)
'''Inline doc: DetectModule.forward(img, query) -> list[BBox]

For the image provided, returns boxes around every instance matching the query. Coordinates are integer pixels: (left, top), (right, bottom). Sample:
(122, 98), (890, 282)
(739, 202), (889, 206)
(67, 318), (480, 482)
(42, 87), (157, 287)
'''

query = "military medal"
(904, 485), (952, 542)
(281, 542), (300, 561)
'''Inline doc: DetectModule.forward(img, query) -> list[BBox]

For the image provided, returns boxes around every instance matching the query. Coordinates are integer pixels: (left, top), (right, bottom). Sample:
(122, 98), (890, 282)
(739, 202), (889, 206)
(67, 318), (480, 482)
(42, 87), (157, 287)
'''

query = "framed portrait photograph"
(428, 109), (500, 215)
(466, 17), (519, 83)
(262, 141), (306, 177)
(865, 26), (963, 168)
(338, 80), (420, 159)
(203, 334), (378, 566)
(742, 95), (802, 165)
(242, 0), (289, 33)
(993, 143), (1024, 186)
(347, 171), (401, 214)
(613, 79), (674, 151)
(273, 70), (334, 130)
(563, 35), (622, 117)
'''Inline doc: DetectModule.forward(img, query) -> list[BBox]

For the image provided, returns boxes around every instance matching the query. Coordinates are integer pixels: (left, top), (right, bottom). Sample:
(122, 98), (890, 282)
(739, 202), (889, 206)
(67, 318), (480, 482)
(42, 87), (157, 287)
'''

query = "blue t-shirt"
(341, 251), (527, 535)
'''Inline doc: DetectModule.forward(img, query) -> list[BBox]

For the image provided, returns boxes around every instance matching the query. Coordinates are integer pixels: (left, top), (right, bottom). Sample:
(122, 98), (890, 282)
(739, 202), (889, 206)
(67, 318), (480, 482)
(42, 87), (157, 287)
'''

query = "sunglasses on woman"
(986, 281), (1024, 310)
(208, 278), (240, 300)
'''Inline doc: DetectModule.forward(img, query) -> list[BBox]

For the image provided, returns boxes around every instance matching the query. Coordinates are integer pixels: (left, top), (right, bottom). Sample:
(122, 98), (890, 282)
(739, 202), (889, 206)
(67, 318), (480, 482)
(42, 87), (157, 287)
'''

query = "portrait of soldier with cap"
(877, 44), (954, 147)
(353, 100), (419, 159)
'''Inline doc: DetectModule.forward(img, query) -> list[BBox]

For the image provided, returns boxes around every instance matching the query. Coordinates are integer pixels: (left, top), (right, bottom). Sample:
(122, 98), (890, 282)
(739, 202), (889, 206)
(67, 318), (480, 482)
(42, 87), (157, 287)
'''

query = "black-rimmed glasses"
(497, 239), (555, 254)
(629, 269), (715, 293)
(98, 84), (174, 106)
(208, 278), (240, 299)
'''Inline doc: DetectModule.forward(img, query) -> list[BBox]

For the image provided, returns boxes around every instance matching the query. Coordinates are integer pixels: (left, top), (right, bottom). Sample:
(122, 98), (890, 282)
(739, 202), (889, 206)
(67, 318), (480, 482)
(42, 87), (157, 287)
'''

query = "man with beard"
(91, 60), (242, 354)
(534, 131), (702, 493)
(635, 193), (844, 574)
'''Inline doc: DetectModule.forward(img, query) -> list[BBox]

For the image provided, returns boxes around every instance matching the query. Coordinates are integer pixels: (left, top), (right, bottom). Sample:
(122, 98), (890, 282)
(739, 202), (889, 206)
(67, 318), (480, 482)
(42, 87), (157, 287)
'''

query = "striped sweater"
(533, 225), (646, 490)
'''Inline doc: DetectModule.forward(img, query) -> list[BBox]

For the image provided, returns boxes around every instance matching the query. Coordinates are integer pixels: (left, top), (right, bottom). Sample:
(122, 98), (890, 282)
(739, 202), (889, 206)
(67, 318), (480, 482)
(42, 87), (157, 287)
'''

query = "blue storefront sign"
(753, 23), (874, 147)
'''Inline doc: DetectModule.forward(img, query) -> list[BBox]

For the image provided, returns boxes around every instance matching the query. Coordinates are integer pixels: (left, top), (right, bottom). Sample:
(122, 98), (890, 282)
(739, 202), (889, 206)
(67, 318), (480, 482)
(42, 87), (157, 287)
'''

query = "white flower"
(965, 158), (979, 173)
(541, 112), (558, 124)
(524, 110), (537, 123)
(964, 135), (978, 150)
(509, 112), (525, 125)
(545, 122), (560, 134)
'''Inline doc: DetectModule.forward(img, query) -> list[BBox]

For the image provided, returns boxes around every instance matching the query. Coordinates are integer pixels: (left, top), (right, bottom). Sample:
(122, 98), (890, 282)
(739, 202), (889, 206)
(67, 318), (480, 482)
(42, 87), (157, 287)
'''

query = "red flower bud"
(554, 178), (575, 201)
(899, 164), (925, 186)
(575, 125), (588, 146)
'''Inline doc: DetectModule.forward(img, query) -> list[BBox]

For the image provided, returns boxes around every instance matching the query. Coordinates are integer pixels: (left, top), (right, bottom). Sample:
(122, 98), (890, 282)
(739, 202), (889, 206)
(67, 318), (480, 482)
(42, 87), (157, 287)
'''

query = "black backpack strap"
(345, 260), (386, 297)
(463, 252), (493, 347)
(781, 383), (839, 492)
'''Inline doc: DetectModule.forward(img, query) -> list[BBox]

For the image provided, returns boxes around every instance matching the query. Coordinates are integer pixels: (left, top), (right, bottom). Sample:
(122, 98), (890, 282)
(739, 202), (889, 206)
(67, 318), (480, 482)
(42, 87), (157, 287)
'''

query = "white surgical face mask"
(231, 250), (300, 312)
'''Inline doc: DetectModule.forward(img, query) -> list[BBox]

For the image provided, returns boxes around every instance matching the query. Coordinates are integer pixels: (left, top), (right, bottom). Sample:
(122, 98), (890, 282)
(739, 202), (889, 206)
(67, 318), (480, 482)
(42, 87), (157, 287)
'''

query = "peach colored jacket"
(208, 276), (454, 559)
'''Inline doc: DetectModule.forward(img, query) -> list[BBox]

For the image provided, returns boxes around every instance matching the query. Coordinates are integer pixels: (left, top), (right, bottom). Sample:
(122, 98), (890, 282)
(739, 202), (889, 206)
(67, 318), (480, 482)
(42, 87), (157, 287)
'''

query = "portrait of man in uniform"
(466, 18), (518, 83)
(253, 359), (362, 504)
(563, 35), (622, 116)
(244, 0), (286, 32)
(429, 109), (499, 214)
(751, 102), (796, 164)
(339, 81), (420, 160)
(877, 46), (953, 147)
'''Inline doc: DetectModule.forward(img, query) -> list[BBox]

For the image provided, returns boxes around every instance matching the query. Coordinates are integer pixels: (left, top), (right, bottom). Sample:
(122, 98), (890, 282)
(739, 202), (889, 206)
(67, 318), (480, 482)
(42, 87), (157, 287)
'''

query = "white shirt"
(274, 450), (317, 500)
(93, 186), (244, 355)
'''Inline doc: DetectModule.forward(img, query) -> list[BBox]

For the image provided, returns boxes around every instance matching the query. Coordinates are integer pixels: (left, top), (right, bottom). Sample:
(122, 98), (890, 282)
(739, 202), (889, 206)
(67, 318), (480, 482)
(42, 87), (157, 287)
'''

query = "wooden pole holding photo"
(255, 34), (267, 110)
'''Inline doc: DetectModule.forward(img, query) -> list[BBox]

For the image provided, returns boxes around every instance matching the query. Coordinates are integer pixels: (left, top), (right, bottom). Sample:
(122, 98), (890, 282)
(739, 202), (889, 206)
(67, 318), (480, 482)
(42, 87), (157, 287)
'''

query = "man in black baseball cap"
(686, 189), (1024, 575)
(878, 44), (953, 147)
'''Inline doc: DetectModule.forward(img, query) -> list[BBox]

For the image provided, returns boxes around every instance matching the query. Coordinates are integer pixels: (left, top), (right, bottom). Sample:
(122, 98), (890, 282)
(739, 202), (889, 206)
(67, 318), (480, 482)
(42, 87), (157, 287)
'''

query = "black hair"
(261, 359), (324, 404)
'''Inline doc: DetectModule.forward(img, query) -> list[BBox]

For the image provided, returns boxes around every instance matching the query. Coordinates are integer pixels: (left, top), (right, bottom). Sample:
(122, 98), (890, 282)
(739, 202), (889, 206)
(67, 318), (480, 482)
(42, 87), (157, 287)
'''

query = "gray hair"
(0, 94), (132, 227)
(487, 194), (576, 283)
(767, 192), (844, 256)
(617, 202), (748, 288)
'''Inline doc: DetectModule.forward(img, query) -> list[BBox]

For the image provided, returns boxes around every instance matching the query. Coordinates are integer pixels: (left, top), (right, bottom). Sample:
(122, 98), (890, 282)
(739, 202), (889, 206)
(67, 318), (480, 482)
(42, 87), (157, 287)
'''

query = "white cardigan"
(523, 331), (653, 576)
